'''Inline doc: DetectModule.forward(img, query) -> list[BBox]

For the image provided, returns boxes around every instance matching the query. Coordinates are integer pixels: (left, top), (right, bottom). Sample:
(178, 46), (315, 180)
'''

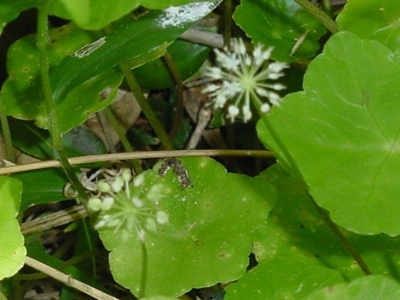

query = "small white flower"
(88, 197), (102, 211)
(133, 173), (144, 187)
(97, 181), (111, 193)
(203, 38), (288, 122)
(260, 103), (271, 113)
(156, 211), (169, 224)
(227, 105), (239, 122)
(102, 196), (114, 210)
(111, 176), (124, 193)
(132, 196), (143, 207)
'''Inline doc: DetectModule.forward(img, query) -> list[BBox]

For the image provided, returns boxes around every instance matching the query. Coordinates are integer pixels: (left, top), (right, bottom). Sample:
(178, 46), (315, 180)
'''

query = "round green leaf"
(49, 0), (140, 30)
(1, 24), (93, 128)
(0, 0), (39, 35)
(337, 0), (400, 52)
(257, 31), (400, 235)
(99, 157), (275, 297)
(233, 0), (326, 62)
(305, 275), (400, 300)
(0, 176), (26, 280)
(225, 257), (342, 300)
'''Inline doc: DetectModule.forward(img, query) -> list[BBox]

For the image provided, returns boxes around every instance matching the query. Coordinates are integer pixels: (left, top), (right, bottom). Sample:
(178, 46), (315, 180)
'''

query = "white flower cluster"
(203, 38), (288, 122)
(88, 169), (168, 242)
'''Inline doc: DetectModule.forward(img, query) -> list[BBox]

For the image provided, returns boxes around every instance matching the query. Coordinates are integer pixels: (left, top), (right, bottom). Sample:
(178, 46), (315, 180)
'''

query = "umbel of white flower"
(88, 169), (168, 242)
(203, 38), (288, 122)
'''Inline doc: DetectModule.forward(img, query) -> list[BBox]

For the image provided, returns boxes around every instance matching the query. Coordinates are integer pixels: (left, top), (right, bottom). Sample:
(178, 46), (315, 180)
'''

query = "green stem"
(36, 3), (88, 204)
(162, 50), (184, 140)
(103, 107), (143, 173)
(119, 63), (174, 150)
(312, 202), (371, 275)
(139, 240), (148, 298)
(294, 0), (338, 34)
(58, 149), (89, 203)
(321, 0), (333, 16)
(253, 99), (371, 276)
(224, 0), (232, 47)
(0, 93), (15, 162)
(37, 3), (60, 148)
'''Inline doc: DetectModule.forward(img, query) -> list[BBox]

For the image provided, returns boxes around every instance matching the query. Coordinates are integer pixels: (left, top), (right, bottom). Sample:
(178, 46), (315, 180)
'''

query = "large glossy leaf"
(99, 157), (275, 297)
(233, 0), (326, 62)
(14, 169), (68, 213)
(133, 38), (211, 89)
(305, 275), (400, 299)
(337, 0), (400, 52)
(0, 0), (39, 35)
(0, 176), (26, 280)
(49, 68), (122, 133)
(257, 31), (400, 235)
(140, 0), (192, 9)
(51, 0), (222, 103)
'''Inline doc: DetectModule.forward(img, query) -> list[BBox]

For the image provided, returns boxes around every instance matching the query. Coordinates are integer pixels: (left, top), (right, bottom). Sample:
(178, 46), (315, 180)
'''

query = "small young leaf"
(0, 176), (26, 280)
(99, 157), (275, 297)
(233, 0), (326, 62)
(257, 31), (400, 235)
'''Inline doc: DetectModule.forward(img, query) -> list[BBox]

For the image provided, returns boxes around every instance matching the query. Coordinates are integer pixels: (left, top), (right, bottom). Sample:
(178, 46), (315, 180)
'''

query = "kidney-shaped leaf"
(0, 176), (26, 280)
(337, 0), (400, 53)
(233, 0), (326, 62)
(257, 31), (400, 235)
(99, 157), (275, 297)
(304, 275), (400, 300)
